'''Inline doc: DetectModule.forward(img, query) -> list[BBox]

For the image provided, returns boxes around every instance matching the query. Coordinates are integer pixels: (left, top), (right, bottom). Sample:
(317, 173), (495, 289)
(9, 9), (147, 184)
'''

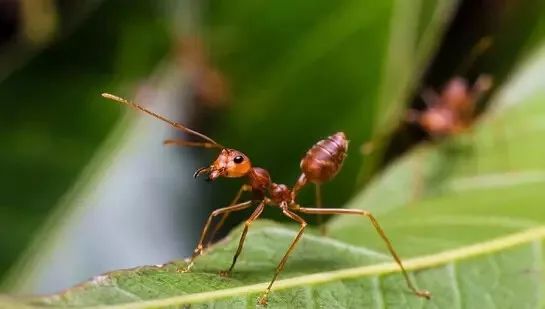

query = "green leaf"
(5, 218), (545, 308)
(0, 0), (171, 282)
(6, 25), (545, 308)
(5, 2), (545, 308)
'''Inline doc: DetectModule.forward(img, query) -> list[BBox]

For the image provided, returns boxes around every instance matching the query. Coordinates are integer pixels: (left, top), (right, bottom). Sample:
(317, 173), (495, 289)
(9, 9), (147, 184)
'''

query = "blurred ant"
(102, 93), (431, 305)
(407, 74), (493, 138)
(176, 36), (230, 108)
(362, 37), (494, 157)
(408, 37), (494, 139)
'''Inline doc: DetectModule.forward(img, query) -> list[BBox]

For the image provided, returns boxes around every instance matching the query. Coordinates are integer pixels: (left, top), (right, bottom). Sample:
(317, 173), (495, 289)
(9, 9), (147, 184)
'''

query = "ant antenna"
(101, 93), (223, 148)
(454, 36), (493, 76)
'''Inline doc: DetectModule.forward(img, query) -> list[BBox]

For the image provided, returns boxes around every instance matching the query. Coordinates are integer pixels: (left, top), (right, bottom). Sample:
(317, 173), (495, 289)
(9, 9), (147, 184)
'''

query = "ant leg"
(258, 207), (307, 305)
(221, 199), (266, 277)
(292, 174), (325, 234)
(420, 88), (440, 108)
(470, 74), (493, 103)
(207, 184), (252, 247)
(454, 36), (493, 77)
(314, 184), (326, 235)
(179, 200), (253, 273)
(405, 109), (421, 124)
(296, 207), (431, 299)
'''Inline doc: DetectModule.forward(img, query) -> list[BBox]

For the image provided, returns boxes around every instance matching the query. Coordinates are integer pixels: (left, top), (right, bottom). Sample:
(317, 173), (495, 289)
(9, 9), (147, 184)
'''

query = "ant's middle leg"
(257, 206), (307, 305)
(179, 200), (253, 273)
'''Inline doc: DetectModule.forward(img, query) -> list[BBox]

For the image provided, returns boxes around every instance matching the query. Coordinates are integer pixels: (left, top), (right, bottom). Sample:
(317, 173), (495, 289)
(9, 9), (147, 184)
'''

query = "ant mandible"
(101, 93), (431, 305)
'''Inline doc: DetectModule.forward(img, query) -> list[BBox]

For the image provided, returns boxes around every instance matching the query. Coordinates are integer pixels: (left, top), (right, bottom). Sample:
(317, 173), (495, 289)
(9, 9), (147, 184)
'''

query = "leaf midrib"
(41, 226), (545, 309)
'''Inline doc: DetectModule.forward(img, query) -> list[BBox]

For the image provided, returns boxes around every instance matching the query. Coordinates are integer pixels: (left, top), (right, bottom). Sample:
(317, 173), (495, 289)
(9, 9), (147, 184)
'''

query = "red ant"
(407, 74), (493, 138)
(361, 74), (493, 158)
(408, 37), (494, 139)
(362, 38), (494, 158)
(176, 36), (230, 108)
(101, 93), (431, 305)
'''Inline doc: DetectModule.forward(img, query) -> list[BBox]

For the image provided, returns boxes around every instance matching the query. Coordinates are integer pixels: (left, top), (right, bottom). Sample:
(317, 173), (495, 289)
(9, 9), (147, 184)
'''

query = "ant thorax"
(247, 167), (271, 192)
(269, 183), (291, 205)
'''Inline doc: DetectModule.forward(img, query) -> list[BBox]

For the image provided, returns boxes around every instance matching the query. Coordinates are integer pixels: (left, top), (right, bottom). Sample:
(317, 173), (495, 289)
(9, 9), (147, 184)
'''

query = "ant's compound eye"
(233, 156), (244, 164)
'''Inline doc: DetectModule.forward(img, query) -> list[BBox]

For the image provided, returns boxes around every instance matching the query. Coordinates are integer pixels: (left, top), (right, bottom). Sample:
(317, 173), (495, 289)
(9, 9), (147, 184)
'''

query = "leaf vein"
(65, 226), (545, 308)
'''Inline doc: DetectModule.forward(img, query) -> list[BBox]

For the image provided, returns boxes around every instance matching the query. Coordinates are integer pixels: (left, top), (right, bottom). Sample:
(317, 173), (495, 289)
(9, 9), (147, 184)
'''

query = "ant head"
(194, 148), (252, 181)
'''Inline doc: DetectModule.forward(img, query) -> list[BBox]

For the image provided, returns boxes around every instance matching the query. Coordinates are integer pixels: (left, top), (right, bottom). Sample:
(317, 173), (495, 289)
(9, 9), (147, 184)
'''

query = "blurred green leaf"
(0, 1), (170, 282)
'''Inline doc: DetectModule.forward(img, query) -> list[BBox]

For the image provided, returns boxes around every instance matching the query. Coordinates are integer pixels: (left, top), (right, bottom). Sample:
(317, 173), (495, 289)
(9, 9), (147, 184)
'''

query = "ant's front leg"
(220, 199), (266, 277)
(179, 200), (253, 273)
(207, 184), (252, 247)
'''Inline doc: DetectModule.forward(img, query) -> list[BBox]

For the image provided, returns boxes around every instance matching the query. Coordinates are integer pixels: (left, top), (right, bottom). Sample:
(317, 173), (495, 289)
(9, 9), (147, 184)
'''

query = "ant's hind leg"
(292, 174), (326, 235)
(314, 184), (327, 235)
(220, 199), (266, 277)
(179, 200), (253, 273)
(296, 206), (431, 299)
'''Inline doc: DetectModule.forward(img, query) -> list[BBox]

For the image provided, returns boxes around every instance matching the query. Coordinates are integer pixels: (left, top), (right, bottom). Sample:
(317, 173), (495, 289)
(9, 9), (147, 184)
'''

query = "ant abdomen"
(300, 132), (348, 184)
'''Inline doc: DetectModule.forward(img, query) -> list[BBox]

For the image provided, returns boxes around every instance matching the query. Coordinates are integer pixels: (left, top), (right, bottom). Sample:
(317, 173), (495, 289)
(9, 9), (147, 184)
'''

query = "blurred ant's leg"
(296, 207), (431, 299)
(258, 207), (307, 305)
(314, 184), (326, 235)
(455, 36), (493, 76)
(420, 88), (440, 108)
(221, 199), (266, 276)
(405, 109), (422, 125)
(179, 200), (253, 273)
(163, 139), (218, 149)
(207, 184), (252, 247)
(495, 117), (512, 171)
(465, 128), (480, 176)
(410, 149), (424, 202)
(471, 74), (493, 101)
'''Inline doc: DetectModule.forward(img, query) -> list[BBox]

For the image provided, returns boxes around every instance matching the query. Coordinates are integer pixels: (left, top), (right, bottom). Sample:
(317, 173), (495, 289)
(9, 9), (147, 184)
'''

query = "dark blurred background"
(0, 0), (544, 295)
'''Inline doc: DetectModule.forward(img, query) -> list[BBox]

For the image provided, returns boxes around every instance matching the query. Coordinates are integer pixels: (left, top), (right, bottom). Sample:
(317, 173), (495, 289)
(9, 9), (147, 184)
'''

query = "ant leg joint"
(290, 203), (301, 210)
(419, 290), (432, 299)
(257, 290), (270, 306)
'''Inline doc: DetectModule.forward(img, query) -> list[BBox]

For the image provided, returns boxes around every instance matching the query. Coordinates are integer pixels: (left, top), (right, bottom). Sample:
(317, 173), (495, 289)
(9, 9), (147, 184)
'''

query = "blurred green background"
(1, 0), (545, 296)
